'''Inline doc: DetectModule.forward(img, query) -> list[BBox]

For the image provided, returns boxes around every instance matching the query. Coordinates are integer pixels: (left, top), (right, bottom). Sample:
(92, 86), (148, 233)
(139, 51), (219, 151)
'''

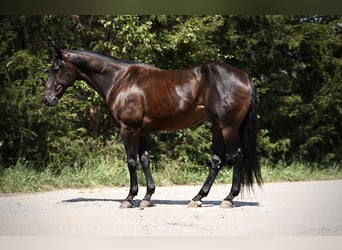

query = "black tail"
(239, 78), (263, 189)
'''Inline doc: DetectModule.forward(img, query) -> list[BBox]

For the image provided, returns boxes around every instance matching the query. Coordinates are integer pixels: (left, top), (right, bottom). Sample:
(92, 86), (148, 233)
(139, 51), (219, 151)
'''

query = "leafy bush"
(0, 15), (341, 177)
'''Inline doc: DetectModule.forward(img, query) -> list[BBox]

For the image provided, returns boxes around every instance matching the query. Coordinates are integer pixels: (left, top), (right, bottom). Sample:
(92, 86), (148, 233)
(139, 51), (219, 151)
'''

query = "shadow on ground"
(62, 197), (259, 207)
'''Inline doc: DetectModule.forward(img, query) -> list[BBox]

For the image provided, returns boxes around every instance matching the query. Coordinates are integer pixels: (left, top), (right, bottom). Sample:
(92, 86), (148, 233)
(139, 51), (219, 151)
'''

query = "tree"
(0, 15), (340, 170)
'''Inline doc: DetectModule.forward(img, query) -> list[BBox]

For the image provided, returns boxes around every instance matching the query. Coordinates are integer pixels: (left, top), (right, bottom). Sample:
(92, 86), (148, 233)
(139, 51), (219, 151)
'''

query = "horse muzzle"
(43, 96), (58, 107)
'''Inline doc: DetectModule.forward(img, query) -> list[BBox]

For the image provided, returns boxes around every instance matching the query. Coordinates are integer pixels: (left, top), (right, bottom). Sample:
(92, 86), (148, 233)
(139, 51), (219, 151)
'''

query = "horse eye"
(56, 84), (63, 91)
(51, 68), (59, 74)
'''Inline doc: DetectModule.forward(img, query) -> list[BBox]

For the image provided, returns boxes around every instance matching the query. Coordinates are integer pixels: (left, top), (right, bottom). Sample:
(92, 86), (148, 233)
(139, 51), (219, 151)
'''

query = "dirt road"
(1, 180), (341, 236)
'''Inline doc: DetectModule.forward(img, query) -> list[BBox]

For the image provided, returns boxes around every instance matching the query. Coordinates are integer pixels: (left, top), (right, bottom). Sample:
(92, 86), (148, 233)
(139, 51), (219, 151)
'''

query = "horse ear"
(51, 46), (63, 60)
(48, 38), (64, 60)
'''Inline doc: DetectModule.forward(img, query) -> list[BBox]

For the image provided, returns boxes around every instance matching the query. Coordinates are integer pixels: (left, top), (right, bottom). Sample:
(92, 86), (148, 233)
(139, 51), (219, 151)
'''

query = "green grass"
(0, 158), (341, 193)
(260, 161), (342, 182)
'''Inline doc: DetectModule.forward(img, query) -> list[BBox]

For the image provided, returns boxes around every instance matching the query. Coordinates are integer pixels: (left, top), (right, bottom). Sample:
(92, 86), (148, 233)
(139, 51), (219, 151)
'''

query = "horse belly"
(143, 105), (207, 131)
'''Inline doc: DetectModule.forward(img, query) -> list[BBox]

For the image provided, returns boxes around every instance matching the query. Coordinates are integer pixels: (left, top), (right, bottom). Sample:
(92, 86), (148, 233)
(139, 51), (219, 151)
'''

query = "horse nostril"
(51, 97), (58, 106)
(43, 96), (58, 106)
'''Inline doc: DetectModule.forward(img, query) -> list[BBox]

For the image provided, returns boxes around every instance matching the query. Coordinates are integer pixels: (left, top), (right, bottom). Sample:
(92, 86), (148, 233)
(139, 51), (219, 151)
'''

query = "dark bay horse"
(43, 47), (262, 208)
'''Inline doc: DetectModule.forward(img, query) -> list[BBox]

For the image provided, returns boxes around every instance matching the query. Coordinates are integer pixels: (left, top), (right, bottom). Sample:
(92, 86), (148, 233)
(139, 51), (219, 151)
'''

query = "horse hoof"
(120, 200), (134, 209)
(188, 200), (202, 208)
(139, 199), (154, 208)
(220, 200), (233, 208)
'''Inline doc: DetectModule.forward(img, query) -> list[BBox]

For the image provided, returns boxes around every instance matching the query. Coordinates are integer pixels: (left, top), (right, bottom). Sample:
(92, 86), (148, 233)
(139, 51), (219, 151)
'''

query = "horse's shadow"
(62, 197), (259, 207)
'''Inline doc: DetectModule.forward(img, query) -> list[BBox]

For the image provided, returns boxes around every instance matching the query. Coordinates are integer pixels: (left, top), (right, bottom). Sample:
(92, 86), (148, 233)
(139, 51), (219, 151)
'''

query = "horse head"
(43, 47), (77, 107)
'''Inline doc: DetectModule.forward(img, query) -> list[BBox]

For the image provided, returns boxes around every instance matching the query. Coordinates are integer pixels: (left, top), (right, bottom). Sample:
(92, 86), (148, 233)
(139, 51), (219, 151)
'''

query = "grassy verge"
(0, 158), (341, 193)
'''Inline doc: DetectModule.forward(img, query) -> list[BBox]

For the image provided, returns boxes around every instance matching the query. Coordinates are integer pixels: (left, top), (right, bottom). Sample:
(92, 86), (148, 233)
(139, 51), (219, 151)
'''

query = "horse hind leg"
(220, 147), (243, 208)
(219, 126), (243, 208)
(188, 120), (244, 209)
(188, 122), (227, 208)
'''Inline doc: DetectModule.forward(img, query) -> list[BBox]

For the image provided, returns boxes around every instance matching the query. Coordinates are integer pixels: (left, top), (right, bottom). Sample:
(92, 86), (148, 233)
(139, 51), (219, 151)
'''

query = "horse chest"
(109, 91), (145, 128)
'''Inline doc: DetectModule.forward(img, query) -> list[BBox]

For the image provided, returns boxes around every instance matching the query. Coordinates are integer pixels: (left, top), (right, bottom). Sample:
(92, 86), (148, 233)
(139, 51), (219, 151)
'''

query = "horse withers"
(43, 47), (262, 208)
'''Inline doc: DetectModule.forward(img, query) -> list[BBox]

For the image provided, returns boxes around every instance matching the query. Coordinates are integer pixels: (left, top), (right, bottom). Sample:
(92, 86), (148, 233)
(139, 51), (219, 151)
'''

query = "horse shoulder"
(108, 84), (145, 129)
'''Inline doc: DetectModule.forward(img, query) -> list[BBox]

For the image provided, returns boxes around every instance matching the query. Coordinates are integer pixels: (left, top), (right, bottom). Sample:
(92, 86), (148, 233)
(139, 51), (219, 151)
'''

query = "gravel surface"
(1, 180), (342, 236)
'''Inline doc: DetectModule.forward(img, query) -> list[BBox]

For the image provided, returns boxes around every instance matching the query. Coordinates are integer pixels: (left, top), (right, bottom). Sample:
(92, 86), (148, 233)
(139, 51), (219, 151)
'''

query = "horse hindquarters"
(222, 78), (263, 206)
(190, 64), (262, 207)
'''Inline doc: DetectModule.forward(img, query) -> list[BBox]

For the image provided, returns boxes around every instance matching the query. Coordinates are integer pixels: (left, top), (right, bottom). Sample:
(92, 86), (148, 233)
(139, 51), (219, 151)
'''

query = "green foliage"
(97, 15), (159, 64)
(158, 15), (224, 68)
(148, 122), (212, 171)
(0, 49), (49, 166)
(0, 15), (341, 187)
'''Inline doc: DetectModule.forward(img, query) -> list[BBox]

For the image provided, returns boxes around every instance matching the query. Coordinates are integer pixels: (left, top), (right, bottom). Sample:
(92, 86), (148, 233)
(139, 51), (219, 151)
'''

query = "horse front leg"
(138, 136), (155, 208)
(120, 127), (139, 208)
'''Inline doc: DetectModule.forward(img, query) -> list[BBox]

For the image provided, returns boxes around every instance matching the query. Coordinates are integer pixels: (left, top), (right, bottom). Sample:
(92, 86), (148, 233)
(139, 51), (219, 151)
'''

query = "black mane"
(69, 50), (148, 66)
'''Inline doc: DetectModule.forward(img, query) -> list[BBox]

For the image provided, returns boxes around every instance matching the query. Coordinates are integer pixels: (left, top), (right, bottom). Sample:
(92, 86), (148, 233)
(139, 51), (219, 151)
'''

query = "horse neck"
(70, 52), (126, 102)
